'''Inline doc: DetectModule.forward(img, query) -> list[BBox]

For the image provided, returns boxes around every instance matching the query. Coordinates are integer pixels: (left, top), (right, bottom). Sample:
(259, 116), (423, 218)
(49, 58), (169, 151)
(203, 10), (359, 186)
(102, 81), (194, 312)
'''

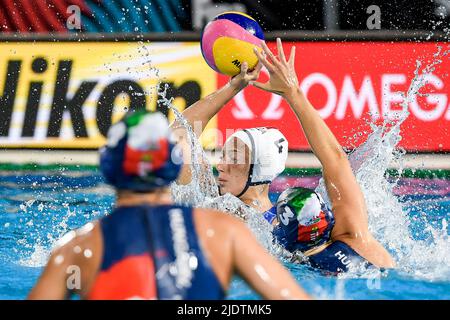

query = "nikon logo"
(0, 57), (201, 141)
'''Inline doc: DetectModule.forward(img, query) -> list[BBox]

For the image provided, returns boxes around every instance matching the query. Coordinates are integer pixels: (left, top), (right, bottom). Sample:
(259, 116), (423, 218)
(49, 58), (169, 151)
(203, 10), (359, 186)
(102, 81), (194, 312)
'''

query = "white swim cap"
(225, 127), (288, 196)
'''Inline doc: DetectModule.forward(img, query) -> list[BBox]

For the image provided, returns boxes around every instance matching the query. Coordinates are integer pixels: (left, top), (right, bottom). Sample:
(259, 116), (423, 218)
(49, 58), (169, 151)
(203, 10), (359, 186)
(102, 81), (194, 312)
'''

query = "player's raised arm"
(171, 62), (261, 134)
(252, 39), (368, 237)
(170, 62), (261, 185)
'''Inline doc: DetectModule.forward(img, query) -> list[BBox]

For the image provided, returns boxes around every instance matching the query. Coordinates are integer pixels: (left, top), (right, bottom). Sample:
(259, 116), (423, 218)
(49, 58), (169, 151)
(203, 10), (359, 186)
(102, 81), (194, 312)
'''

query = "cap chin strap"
(236, 163), (271, 198)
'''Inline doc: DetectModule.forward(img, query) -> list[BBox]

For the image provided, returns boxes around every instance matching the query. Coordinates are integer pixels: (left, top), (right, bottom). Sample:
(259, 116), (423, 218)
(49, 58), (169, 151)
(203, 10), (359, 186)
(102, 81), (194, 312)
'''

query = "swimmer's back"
(87, 204), (225, 299)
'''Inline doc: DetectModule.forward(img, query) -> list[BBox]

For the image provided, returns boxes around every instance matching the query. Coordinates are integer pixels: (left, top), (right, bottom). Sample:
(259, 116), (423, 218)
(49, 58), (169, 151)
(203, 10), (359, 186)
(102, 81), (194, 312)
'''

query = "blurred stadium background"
(1, 0), (450, 33)
(0, 0), (449, 171)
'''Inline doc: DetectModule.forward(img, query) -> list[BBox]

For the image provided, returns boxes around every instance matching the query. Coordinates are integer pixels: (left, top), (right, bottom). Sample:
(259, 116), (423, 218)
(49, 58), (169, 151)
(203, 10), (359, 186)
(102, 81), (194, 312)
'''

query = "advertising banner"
(1, 41), (449, 151)
(217, 42), (450, 151)
(0, 42), (217, 148)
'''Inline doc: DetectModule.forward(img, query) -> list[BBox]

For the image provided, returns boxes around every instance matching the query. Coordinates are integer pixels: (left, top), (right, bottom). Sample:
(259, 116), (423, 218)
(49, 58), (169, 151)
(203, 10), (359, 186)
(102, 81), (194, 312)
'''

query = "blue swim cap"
(99, 110), (182, 192)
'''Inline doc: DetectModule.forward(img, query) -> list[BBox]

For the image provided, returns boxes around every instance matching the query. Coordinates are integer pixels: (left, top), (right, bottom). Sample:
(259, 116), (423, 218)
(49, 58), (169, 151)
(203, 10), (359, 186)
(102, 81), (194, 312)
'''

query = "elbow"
(328, 145), (349, 163)
(321, 146), (350, 171)
(322, 145), (349, 167)
(330, 143), (347, 157)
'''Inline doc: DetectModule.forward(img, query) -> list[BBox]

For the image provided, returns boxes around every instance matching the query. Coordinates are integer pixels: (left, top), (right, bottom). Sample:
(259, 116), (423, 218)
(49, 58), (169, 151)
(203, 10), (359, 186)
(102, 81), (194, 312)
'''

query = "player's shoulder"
(52, 221), (100, 258)
(193, 208), (243, 224)
(193, 207), (247, 231)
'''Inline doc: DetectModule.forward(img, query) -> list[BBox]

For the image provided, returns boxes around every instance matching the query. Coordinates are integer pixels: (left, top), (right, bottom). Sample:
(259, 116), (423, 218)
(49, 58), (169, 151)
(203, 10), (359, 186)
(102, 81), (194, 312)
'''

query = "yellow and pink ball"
(201, 12), (265, 76)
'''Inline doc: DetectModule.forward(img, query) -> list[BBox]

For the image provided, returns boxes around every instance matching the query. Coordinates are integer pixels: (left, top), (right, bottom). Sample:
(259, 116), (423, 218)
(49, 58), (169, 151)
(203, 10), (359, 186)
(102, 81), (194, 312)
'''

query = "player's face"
(217, 137), (251, 197)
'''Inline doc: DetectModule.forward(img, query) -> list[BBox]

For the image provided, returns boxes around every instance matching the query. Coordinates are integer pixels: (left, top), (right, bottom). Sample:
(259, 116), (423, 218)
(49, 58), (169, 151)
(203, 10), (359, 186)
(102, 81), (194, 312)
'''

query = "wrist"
(229, 80), (247, 92)
(284, 86), (303, 103)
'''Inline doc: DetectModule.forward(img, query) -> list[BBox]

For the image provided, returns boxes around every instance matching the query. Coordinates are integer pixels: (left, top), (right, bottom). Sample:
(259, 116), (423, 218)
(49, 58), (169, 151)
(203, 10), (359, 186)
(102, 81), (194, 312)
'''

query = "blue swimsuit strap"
(263, 206), (277, 224)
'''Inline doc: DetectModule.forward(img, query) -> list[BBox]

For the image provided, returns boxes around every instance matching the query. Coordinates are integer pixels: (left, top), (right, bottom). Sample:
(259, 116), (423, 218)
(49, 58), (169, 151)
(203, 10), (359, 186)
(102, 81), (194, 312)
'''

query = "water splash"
(17, 201), (77, 267)
(18, 243), (49, 268)
(158, 87), (217, 204)
(11, 172), (112, 268)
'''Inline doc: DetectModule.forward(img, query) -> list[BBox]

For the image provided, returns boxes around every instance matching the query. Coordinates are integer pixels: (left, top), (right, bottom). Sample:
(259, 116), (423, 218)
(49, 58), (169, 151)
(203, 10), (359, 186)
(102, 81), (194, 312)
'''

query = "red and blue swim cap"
(99, 110), (182, 192)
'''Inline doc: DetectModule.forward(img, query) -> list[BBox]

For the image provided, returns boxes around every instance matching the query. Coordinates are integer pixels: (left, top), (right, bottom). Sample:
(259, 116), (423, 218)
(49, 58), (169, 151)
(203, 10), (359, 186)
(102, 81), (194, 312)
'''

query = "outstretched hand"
(230, 61), (263, 91)
(251, 38), (299, 97)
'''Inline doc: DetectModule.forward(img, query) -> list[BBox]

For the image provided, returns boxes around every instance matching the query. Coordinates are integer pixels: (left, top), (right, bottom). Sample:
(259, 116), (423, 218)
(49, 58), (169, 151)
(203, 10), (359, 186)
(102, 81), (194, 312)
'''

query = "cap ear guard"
(254, 132), (288, 183)
(100, 133), (127, 188)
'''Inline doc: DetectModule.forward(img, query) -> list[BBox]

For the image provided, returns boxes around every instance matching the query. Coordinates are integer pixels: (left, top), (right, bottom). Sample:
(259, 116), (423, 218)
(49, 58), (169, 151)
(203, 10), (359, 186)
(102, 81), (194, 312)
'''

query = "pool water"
(0, 170), (449, 300)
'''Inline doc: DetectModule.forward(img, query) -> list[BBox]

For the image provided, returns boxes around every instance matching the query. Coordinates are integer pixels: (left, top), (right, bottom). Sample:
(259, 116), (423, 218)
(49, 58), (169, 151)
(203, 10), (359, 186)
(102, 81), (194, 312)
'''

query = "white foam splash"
(16, 201), (75, 268)
(18, 243), (50, 268)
